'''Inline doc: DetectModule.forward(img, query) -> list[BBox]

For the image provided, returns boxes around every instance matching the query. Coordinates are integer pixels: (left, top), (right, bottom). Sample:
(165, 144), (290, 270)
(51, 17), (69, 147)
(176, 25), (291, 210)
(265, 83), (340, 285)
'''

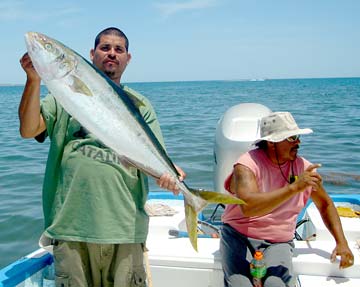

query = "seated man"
(220, 111), (354, 287)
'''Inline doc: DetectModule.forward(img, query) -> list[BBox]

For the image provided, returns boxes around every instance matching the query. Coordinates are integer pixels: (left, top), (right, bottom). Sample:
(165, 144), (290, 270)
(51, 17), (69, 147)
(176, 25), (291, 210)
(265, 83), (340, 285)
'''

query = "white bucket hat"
(254, 112), (313, 143)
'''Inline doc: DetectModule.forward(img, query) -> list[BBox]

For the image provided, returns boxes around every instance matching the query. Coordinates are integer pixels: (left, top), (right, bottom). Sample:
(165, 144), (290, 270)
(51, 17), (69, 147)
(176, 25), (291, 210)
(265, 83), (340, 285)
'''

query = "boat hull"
(1, 192), (359, 287)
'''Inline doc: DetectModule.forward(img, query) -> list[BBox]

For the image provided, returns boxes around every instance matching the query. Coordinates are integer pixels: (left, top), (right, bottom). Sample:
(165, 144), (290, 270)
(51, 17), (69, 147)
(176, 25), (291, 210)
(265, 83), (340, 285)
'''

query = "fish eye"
(45, 43), (53, 51)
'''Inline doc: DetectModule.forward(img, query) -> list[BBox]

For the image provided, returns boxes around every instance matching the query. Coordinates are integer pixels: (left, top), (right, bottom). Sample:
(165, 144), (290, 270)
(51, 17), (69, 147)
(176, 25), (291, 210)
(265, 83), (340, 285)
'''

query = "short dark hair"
(94, 27), (129, 51)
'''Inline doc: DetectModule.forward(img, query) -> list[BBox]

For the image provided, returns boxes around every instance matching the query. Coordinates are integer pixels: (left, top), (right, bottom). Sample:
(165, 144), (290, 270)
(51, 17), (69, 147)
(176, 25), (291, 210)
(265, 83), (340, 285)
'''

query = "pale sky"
(1, 0), (359, 84)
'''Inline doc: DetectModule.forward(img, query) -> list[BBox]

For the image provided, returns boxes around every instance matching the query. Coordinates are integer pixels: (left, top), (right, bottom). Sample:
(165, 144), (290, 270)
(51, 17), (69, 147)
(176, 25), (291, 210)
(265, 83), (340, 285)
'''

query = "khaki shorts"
(53, 241), (146, 287)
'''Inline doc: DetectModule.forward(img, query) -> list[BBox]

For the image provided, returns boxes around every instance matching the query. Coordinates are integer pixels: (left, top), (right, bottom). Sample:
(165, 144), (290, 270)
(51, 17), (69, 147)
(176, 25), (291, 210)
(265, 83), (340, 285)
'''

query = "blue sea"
(0, 78), (359, 268)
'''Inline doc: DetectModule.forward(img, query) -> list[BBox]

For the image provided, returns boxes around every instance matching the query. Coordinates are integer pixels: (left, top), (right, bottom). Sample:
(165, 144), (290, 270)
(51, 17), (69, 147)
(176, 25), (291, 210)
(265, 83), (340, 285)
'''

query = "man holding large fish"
(19, 27), (186, 287)
(19, 27), (244, 287)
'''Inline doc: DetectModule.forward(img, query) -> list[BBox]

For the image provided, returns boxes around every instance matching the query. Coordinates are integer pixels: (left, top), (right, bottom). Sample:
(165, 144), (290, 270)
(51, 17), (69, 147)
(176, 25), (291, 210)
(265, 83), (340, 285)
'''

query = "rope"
(145, 202), (178, 216)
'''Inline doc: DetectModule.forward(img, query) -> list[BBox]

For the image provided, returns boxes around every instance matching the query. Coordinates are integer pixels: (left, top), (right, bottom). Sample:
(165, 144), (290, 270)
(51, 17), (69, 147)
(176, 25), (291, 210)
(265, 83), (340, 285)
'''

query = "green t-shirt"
(39, 86), (165, 243)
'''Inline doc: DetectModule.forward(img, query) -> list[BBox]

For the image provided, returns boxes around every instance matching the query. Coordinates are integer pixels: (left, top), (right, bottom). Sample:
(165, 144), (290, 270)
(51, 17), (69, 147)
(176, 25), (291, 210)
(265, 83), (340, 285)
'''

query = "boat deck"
(146, 197), (360, 287)
(1, 194), (359, 287)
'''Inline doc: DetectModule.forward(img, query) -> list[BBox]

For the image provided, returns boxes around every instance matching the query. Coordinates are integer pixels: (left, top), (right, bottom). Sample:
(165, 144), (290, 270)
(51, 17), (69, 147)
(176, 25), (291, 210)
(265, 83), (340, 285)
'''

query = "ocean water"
(0, 78), (359, 268)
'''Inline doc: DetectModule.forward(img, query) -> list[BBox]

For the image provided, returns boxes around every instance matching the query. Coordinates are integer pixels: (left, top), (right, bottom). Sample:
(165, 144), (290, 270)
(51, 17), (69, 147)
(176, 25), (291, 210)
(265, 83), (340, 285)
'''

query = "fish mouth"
(25, 32), (45, 44)
(24, 31), (76, 80)
(24, 32), (37, 50)
(24, 32), (32, 42)
(25, 31), (37, 41)
(25, 32), (47, 54)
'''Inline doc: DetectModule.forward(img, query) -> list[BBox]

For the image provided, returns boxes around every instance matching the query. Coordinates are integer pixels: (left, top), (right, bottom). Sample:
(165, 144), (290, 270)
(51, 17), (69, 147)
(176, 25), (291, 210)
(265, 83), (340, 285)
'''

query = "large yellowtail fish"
(24, 32), (245, 251)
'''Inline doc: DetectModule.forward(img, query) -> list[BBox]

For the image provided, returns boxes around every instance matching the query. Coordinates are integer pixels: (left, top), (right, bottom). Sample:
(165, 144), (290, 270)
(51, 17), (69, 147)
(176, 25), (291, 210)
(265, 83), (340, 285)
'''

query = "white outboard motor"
(213, 103), (272, 193)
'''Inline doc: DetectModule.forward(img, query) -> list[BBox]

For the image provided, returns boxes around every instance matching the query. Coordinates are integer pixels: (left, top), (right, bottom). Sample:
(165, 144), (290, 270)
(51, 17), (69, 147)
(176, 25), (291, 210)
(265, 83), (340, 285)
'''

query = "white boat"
(1, 103), (359, 287)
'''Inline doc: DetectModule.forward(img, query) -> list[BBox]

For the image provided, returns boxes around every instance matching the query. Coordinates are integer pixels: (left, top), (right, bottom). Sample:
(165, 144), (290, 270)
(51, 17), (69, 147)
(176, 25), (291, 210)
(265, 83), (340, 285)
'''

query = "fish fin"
(191, 188), (246, 205)
(183, 189), (245, 251)
(113, 86), (145, 111)
(103, 77), (145, 110)
(123, 90), (146, 109)
(185, 200), (199, 252)
(70, 75), (93, 96)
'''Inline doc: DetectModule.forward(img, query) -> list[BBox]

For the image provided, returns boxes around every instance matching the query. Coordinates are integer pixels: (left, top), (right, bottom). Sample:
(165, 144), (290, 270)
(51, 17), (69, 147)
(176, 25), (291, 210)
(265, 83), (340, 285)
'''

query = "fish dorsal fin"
(70, 75), (93, 97)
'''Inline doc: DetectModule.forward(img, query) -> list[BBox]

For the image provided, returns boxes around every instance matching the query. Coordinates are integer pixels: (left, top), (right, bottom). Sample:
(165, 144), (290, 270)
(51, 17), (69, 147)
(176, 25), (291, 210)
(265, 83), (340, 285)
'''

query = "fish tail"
(184, 201), (199, 251)
(185, 188), (245, 251)
(190, 188), (246, 205)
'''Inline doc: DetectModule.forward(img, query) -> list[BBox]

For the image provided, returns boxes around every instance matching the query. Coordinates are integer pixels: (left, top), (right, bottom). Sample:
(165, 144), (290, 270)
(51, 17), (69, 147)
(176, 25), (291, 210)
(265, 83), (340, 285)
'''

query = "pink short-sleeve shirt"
(222, 149), (312, 242)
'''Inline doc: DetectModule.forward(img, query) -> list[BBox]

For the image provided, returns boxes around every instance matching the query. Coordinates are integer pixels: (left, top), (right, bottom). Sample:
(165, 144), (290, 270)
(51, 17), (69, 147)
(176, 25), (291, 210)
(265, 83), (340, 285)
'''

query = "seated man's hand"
(331, 242), (354, 269)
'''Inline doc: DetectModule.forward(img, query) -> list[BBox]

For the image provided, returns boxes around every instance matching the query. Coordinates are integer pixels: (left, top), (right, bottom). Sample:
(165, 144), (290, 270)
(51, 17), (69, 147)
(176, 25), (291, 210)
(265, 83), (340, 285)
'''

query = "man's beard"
(104, 70), (116, 78)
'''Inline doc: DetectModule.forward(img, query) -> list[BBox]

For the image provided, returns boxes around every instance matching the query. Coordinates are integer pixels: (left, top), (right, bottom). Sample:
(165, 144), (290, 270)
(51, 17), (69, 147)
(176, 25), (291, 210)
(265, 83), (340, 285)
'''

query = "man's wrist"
(288, 183), (298, 194)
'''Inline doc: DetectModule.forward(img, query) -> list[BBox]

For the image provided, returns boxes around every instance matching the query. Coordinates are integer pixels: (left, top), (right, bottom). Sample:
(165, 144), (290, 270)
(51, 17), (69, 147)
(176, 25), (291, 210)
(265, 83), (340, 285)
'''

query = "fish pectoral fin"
(70, 75), (93, 96)
(108, 83), (144, 109)
(123, 90), (146, 109)
(185, 200), (199, 252)
(194, 189), (246, 205)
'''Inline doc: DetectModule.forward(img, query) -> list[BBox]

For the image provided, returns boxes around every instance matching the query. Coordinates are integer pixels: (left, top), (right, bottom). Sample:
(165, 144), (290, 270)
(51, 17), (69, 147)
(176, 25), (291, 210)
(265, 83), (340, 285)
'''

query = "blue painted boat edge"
(148, 191), (360, 204)
(148, 191), (184, 200)
(0, 251), (53, 287)
(329, 193), (360, 203)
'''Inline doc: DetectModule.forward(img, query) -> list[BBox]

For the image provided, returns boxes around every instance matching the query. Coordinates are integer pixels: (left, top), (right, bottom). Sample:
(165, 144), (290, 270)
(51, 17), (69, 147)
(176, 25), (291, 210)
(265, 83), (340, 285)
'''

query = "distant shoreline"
(1, 76), (359, 87)
(0, 84), (25, 87)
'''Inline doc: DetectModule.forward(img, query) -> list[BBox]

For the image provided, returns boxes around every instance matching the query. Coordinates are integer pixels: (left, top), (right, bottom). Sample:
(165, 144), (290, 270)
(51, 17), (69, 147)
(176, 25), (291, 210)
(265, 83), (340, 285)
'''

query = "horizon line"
(1, 76), (360, 87)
